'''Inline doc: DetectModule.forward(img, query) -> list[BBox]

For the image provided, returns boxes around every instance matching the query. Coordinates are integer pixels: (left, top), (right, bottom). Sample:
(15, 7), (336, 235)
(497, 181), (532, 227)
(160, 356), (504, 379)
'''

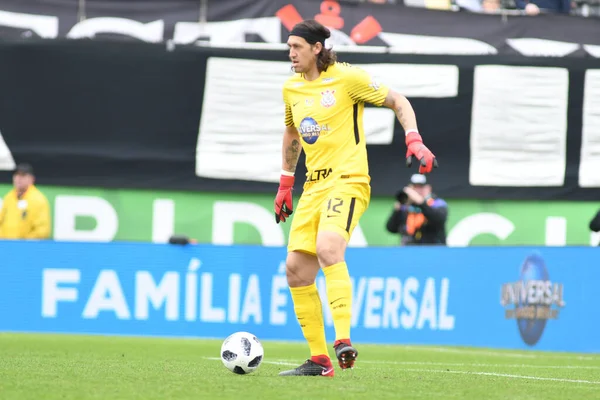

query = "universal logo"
(500, 253), (566, 346)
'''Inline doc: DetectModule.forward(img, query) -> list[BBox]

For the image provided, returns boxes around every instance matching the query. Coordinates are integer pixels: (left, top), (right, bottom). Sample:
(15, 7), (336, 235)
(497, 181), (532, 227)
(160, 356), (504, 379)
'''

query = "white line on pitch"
(357, 360), (600, 369)
(403, 368), (600, 385)
(395, 346), (598, 360)
(257, 360), (298, 366)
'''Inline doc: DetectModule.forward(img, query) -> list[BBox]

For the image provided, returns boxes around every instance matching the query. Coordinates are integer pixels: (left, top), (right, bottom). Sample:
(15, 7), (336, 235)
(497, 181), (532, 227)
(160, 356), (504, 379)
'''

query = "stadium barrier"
(0, 240), (597, 353)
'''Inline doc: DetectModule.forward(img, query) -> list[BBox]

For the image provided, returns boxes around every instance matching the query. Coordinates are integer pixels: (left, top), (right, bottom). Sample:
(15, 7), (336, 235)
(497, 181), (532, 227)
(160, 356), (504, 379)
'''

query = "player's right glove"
(274, 173), (295, 224)
(405, 130), (438, 174)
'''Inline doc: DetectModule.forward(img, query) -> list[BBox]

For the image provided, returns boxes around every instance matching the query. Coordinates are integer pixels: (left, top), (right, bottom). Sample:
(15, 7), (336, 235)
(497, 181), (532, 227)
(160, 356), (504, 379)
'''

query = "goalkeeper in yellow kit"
(275, 19), (437, 377)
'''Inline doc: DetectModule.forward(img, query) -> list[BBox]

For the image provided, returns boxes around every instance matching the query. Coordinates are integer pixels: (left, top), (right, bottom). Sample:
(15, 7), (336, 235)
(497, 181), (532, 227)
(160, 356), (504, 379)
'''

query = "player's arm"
(345, 65), (421, 135)
(346, 65), (437, 174)
(382, 90), (418, 133)
(281, 96), (301, 174)
(275, 127), (300, 223)
(282, 126), (301, 174)
(274, 95), (301, 224)
(382, 89), (438, 174)
(340, 65), (415, 133)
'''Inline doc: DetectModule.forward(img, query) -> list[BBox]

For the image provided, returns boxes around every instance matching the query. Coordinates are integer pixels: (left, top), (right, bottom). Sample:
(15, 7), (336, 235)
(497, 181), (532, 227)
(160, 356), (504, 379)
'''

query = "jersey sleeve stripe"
(352, 89), (386, 106)
(347, 82), (387, 106)
(285, 104), (294, 126)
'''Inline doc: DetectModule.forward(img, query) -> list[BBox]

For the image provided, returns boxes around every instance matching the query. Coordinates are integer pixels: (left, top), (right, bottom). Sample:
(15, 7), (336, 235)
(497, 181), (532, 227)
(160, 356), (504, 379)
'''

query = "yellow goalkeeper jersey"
(283, 62), (389, 193)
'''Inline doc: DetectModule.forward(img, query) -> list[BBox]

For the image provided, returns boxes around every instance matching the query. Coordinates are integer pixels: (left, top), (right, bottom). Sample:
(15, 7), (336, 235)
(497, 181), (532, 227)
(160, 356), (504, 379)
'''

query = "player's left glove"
(405, 130), (438, 174)
(274, 173), (295, 224)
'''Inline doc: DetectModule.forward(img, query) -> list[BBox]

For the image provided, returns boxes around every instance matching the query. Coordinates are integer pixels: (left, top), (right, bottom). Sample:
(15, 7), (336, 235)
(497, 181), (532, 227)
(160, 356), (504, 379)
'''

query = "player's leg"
(279, 250), (334, 376)
(317, 231), (357, 369)
(286, 251), (326, 359)
(317, 183), (371, 370)
(279, 191), (334, 377)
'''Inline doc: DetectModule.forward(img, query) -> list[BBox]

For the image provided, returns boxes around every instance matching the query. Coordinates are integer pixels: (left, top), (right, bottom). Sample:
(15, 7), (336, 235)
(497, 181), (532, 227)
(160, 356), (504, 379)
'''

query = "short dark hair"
(291, 19), (337, 73)
(14, 163), (34, 176)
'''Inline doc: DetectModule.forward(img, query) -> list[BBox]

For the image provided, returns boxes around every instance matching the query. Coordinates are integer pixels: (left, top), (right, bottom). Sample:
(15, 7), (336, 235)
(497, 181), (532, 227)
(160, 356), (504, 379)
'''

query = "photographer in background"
(385, 174), (447, 246)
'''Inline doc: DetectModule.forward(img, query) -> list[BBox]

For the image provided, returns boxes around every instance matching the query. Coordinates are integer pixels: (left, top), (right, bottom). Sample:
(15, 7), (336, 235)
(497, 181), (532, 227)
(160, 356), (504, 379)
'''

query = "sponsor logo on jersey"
(320, 89), (336, 108)
(299, 117), (330, 144)
(307, 168), (333, 182)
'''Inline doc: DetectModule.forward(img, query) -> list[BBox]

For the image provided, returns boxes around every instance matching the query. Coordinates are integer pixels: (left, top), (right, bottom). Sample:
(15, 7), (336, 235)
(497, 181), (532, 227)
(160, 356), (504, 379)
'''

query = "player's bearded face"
(287, 36), (318, 73)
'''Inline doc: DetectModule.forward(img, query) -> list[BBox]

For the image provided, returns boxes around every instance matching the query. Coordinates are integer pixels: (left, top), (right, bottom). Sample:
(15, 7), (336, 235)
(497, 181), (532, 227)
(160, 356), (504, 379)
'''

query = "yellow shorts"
(287, 182), (371, 255)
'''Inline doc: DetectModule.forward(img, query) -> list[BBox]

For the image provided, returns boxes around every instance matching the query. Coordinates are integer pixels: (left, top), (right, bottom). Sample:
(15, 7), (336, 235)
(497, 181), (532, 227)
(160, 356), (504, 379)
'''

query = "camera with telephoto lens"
(395, 189), (408, 204)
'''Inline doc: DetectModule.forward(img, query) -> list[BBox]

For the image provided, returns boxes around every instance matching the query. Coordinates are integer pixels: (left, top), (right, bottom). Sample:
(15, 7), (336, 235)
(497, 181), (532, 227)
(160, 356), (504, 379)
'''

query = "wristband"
(281, 170), (295, 177)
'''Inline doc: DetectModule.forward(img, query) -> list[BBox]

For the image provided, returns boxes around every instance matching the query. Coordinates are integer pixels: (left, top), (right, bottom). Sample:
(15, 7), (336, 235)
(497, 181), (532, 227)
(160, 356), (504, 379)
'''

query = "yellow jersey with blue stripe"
(282, 62), (390, 193)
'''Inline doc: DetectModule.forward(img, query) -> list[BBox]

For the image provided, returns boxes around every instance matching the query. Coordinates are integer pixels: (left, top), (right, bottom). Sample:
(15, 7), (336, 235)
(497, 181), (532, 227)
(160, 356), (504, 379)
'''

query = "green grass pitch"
(0, 333), (598, 400)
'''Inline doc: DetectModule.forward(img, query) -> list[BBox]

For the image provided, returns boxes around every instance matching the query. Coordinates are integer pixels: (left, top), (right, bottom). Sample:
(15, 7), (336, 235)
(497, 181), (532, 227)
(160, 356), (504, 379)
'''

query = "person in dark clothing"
(514, 0), (571, 15)
(590, 209), (600, 233)
(386, 174), (447, 246)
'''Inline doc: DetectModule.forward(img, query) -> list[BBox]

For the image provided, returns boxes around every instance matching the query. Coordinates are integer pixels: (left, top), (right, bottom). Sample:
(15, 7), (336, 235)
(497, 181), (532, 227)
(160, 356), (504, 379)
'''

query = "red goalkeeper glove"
(274, 173), (295, 223)
(405, 130), (438, 174)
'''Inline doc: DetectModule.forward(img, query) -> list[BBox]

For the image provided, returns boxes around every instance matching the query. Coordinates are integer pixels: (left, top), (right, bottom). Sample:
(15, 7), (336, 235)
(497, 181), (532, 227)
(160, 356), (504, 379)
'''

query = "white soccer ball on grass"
(220, 331), (264, 375)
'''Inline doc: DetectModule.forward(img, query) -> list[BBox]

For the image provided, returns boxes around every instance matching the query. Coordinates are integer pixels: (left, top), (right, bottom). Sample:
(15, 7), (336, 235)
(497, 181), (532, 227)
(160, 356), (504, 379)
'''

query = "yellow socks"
(289, 283), (329, 357)
(323, 262), (352, 342)
(290, 262), (352, 360)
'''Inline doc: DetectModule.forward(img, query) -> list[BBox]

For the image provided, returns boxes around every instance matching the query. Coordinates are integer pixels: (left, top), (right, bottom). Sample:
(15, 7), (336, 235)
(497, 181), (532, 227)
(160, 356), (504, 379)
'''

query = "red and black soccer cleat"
(334, 340), (358, 370)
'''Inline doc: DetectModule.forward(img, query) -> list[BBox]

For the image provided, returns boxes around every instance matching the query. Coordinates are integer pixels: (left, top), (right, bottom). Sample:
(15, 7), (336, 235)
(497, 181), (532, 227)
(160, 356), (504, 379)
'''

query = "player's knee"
(316, 233), (345, 267)
(286, 253), (315, 287)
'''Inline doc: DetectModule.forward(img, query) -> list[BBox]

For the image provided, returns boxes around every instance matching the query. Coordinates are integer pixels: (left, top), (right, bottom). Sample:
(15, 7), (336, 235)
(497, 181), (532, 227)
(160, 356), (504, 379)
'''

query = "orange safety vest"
(406, 197), (435, 236)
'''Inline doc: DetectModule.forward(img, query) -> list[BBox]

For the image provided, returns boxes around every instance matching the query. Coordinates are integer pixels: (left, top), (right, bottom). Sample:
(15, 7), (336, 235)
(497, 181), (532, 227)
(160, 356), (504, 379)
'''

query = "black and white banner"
(0, 40), (599, 200)
(1, 0), (599, 57)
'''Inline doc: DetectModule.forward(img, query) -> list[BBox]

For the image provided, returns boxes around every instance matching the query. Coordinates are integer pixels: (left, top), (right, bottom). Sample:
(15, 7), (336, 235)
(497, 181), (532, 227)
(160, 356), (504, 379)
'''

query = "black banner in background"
(0, 40), (599, 200)
(0, 0), (599, 57)
(208, 0), (600, 57)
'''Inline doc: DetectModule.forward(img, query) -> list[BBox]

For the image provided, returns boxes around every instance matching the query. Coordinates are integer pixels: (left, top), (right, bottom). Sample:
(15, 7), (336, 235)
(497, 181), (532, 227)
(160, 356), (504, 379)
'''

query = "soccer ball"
(220, 331), (264, 375)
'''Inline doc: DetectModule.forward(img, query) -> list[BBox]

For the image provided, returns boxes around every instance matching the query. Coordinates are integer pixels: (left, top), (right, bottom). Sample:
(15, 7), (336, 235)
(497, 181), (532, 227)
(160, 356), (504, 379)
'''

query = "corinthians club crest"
(320, 89), (336, 108)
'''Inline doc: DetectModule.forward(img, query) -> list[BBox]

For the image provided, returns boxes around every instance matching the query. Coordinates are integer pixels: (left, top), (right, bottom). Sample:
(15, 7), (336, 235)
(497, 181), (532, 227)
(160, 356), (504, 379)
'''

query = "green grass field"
(0, 333), (598, 400)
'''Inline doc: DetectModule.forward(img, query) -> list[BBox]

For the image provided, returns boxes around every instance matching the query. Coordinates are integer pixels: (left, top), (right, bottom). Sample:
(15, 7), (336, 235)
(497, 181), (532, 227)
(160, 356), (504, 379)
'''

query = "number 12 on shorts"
(327, 198), (344, 216)
(322, 194), (360, 237)
(325, 196), (357, 232)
